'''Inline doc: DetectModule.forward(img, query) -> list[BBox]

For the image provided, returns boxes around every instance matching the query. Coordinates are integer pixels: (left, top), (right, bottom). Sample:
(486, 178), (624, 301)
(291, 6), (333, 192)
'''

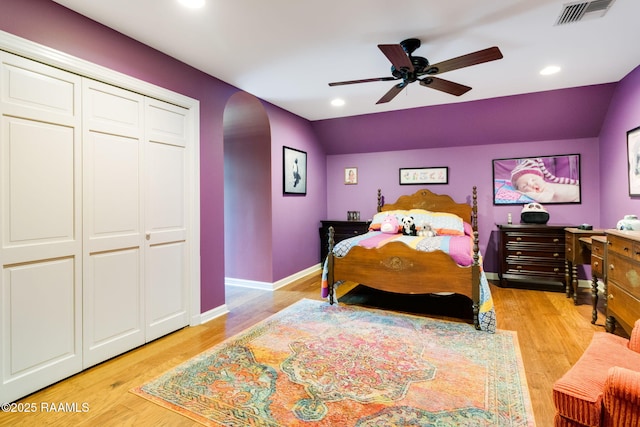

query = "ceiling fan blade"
(328, 76), (398, 86)
(376, 82), (407, 104)
(378, 44), (414, 72)
(420, 76), (471, 96)
(427, 46), (503, 75)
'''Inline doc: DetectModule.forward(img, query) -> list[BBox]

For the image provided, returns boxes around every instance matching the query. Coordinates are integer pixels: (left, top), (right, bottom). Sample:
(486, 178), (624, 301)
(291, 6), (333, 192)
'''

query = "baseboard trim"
(226, 264), (322, 291)
(198, 304), (230, 325)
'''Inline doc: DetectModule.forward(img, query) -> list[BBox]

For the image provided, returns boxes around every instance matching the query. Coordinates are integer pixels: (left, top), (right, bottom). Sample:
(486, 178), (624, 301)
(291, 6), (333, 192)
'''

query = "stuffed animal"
(380, 214), (399, 234)
(400, 215), (417, 236)
(418, 222), (436, 237)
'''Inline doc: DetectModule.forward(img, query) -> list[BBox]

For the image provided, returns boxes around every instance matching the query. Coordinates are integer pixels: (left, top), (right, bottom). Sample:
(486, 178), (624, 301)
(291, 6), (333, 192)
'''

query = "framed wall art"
(399, 167), (448, 185)
(627, 126), (640, 196)
(344, 167), (358, 185)
(492, 154), (581, 205)
(283, 146), (307, 195)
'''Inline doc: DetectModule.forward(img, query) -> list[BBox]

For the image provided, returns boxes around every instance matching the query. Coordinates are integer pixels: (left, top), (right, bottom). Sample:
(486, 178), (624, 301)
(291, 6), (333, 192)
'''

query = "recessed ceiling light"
(540, 65), (561, 76)
(331, 98), (345, 107)
(178, 0), (205, 9)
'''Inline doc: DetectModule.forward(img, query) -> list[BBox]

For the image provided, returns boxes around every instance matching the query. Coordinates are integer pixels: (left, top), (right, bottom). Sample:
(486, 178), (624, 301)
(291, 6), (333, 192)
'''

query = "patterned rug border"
(131, 298), (536, 426)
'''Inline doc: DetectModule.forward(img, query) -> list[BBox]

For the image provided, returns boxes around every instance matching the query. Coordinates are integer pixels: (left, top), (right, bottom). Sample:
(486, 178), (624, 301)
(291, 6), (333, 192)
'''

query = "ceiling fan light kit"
(329, 38), (503, 105)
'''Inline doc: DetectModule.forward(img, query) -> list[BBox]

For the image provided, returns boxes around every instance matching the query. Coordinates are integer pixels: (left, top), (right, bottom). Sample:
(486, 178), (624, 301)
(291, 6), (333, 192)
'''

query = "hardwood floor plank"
(1, 273), (621, 426)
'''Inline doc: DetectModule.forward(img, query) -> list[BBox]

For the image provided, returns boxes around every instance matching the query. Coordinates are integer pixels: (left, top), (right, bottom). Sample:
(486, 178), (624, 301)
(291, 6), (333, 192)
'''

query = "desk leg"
(591, 275), (598, 324)
(565, 260), (571, 298)
(571, 264), (579, 304)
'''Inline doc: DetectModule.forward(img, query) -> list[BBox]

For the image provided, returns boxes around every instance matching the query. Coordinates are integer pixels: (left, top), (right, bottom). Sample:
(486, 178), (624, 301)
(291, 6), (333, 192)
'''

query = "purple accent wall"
(599, 65), (640, 228)
(312, 85), (616, 155)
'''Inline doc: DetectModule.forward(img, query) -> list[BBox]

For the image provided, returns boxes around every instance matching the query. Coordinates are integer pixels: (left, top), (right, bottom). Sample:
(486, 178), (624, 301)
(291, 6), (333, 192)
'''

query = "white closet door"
(144, 98), (189, 341)
(82, 79), (145, 368)
(0, 52), (82, 403)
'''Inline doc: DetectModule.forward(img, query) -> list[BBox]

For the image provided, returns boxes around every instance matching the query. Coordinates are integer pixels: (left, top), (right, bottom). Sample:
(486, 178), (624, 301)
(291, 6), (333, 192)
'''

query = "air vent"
(555, 0), (615, 25)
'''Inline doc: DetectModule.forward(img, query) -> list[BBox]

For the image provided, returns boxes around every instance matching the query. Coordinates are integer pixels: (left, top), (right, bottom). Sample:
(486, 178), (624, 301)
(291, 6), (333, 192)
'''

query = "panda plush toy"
(400, 216), (417, 236)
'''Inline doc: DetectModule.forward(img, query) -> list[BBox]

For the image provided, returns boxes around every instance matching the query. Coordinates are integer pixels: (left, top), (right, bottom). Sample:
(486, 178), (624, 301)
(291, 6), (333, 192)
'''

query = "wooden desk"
(565, 228), (605, 304)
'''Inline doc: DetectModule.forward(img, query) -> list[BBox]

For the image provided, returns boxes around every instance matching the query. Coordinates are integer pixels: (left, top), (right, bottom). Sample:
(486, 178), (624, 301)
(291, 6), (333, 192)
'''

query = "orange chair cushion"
(553, 332), (640, 426)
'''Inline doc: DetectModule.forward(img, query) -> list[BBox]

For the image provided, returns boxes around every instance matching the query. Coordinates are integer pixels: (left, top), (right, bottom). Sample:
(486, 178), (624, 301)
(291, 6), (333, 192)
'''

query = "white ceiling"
(51, 0), (640, 121)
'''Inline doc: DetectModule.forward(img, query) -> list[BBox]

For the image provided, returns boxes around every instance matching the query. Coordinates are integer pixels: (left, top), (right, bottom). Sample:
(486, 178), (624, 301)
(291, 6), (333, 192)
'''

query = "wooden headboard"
(378, 187), (476, 224)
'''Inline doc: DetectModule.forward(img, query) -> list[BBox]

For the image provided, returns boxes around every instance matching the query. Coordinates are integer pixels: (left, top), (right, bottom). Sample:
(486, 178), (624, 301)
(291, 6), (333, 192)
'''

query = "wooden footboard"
(327, 240), (481, 328)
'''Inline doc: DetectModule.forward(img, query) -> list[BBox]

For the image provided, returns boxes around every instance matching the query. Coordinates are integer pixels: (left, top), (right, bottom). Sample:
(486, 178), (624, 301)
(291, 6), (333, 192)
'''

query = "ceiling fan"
(328, 38), (503, 104)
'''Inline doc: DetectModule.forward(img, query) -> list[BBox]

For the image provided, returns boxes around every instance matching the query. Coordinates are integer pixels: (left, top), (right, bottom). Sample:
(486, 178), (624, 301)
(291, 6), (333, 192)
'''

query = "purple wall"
(326, 138), (600, 273)
(0, 0), (324, 312)
(599, 65), (640, 227)
(224, 93), (273, 282)
(313, 85), (616, 155)
(266, 105), (327, 280)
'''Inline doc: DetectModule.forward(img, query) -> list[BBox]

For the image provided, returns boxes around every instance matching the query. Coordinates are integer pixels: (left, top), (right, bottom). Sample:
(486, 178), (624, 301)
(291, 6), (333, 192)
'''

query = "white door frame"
(0, 30), (202, 326)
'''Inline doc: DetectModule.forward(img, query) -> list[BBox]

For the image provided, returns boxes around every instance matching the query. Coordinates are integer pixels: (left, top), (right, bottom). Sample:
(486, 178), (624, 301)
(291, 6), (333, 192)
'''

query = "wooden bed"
(326, 187), (482, 329)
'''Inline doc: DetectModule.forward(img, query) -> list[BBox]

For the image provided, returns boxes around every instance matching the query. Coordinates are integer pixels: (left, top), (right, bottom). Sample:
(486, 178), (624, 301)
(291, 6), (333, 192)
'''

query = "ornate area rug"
(131, 299), (535, 426)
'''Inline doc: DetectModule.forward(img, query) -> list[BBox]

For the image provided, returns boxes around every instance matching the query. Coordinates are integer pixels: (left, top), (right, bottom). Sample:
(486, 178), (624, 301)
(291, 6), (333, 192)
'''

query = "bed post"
(327, 226), (335, 304)
(471, 186), (481, 330)
(377, 188), (382, 212)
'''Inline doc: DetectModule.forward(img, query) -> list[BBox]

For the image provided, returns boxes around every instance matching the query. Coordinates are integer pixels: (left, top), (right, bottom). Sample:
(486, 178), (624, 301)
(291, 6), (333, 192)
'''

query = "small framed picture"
(344, 167), (358, 185)
(627, 126), (640, 196)
(283, 146), (307, 195)
(399, 167), (448, 185)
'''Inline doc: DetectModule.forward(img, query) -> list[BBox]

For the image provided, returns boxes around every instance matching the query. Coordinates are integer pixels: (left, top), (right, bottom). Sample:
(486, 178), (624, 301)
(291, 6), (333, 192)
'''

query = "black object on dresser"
(497, 223), (575, 292)
(319, 220), (370, 262)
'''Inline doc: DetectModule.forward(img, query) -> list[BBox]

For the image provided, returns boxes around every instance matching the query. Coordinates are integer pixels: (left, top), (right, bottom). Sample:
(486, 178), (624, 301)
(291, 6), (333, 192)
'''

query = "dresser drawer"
(607, 252), (640, 299)
(505, 256), (565, 278)
(505, 248), (563, 260)
(607, 282), (640, 331)
(591, 254), (604, 277)
(503, 231), (562, 245)
(591, 238), (605, 258)
(607, 235), (634, 258)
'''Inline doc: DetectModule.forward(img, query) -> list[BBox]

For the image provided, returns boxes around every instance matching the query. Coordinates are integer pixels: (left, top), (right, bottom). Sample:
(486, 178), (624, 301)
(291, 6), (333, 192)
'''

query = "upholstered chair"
(553, 319), (640, 426)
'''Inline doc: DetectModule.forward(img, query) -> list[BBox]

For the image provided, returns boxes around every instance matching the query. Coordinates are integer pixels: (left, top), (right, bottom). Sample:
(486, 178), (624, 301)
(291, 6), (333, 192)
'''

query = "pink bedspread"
(331, 231), (474, 266)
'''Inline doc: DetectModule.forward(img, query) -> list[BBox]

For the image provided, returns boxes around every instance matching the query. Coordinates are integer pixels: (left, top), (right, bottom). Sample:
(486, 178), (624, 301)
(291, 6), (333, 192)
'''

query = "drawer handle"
(553, 253), (559, 257)
(516, 265), (522, 269)
(553, 268), (559, 272)
(353, 231), (358, 234)
(608, 294), (614, 300)
(516, 251), (522, 255)
(516, 237), (522, 241)
(594, 261), (599, 267)
(553, 238), (559, 243)
(609, 264), (615, 271)
(624, 246), (630, 252)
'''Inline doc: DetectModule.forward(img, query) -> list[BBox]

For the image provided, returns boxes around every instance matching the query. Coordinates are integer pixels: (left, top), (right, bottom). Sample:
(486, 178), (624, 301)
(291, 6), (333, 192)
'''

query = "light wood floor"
(2, 272), (620, 426)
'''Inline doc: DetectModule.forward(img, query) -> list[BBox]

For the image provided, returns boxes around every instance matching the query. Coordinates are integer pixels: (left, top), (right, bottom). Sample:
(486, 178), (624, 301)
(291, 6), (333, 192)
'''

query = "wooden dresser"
(605, 229), (640, 335)
(319, 220), (370, 262)
(497, 223), (574, 292)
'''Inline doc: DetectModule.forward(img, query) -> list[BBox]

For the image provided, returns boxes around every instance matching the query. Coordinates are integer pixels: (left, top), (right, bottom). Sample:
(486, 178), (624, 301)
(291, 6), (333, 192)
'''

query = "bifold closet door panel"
(144, 98), (190, 342)
(82, 79), (145, 368)
(0, 52), (82, 403)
